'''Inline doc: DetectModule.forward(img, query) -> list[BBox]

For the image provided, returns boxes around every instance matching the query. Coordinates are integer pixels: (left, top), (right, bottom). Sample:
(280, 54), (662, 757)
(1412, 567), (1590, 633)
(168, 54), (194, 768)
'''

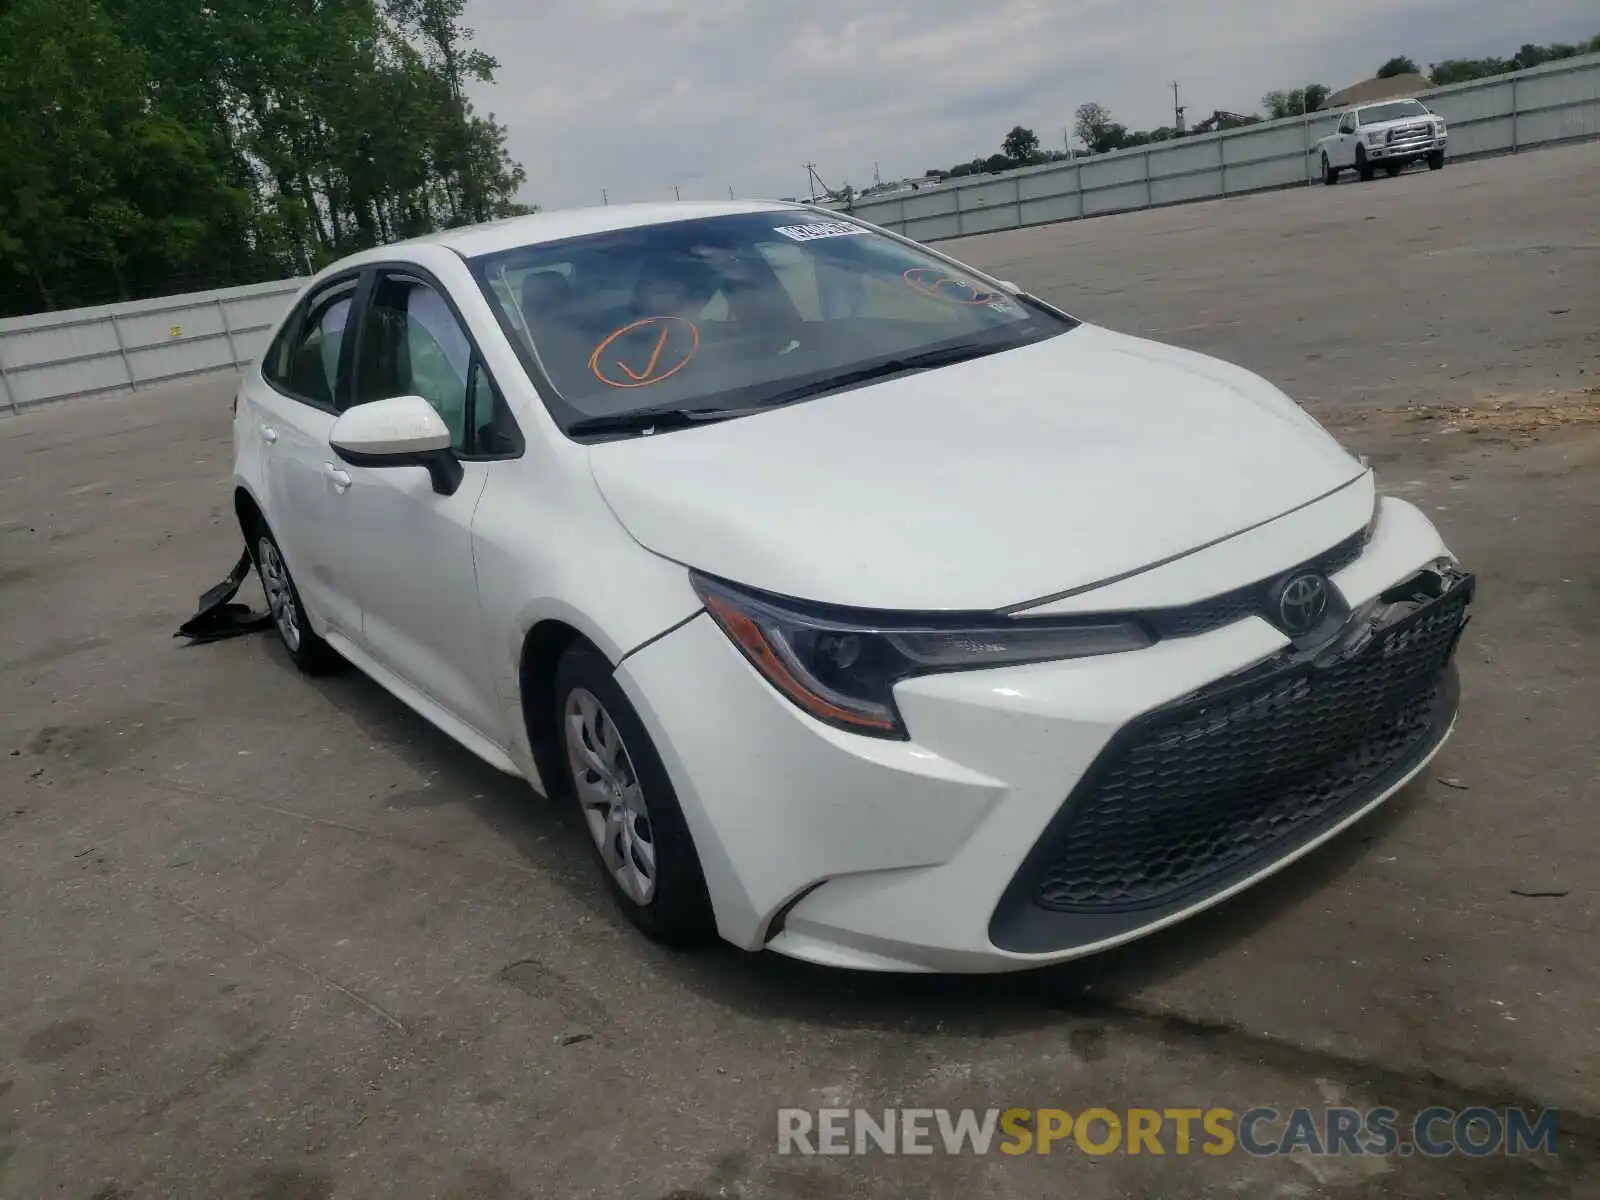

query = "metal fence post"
(216, 296), (240, 366)
(1143, 151), (1153, 209)
(954, 183), (964, 237)
(1510, 77), (1520, 153)
(1012, 175), (1023, 229)
(1218, 136), (1227, 196)
(107, 310), (137, 392)
(0, 340), (15, 412)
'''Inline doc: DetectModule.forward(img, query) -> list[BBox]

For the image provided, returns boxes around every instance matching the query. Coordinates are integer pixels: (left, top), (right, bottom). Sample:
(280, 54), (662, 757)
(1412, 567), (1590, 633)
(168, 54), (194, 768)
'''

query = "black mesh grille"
(1143, 532), (1366, 640)
(1028, 581), (1469, 914)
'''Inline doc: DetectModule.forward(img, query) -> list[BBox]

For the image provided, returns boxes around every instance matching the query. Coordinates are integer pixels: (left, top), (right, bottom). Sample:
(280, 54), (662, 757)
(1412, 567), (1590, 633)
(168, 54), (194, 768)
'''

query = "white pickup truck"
(1316, 97), (1448, 184)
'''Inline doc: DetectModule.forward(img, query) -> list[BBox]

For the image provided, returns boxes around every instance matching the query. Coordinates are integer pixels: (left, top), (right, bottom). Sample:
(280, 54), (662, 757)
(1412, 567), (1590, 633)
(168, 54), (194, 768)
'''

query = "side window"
(263, 285), (354, 409)
(469, 360), (522, 456)
(351, 272), (521, 458)
(352, 275), (472, 451)
(1340, 112), (1357, 134)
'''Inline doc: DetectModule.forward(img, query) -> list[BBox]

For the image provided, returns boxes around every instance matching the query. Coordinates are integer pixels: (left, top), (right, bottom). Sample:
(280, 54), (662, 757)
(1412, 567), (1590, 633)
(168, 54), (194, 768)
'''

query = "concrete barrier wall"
(2, 53), (1596, 413)
(833, 52), (1600, 241)
(0, 278), (304, 412)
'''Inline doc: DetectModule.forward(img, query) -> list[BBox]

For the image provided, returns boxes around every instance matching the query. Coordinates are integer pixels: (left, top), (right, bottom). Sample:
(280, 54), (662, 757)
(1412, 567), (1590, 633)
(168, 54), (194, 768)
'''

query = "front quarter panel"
(470, 451), (705, 770)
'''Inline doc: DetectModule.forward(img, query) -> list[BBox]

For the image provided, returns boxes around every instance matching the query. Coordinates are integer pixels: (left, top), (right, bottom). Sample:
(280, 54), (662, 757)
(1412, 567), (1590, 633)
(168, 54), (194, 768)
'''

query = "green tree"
(0, 0), (531, 317)
(1002, 125), (1042, 164)
(1073, 103), (1129, 154)
(1377, 55), (1420, 78)
(1262, 84), (1331, 119)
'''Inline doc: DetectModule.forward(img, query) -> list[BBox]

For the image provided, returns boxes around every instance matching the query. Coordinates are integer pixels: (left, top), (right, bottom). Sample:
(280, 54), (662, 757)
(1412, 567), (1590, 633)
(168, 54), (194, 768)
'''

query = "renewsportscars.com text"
(777, 1106), (1559, 1158)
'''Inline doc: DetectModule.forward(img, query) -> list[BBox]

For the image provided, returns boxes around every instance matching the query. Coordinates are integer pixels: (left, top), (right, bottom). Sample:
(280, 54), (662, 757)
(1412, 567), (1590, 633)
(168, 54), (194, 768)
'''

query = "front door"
(1335, 112), (1358, 166)
(332, 268), (514, 744)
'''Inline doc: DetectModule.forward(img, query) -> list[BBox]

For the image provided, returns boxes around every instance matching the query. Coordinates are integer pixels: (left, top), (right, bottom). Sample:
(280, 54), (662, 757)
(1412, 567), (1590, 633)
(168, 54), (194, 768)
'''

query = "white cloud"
(463, 0), (1599, 209)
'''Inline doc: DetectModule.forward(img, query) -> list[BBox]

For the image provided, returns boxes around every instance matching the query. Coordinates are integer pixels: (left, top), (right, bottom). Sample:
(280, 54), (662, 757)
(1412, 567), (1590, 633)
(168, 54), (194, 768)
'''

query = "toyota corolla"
(230, 200), (1472, 973)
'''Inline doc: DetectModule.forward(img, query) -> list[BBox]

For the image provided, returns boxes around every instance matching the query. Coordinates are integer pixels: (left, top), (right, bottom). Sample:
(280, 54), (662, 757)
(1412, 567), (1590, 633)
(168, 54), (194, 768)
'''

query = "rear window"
(467, 211), (1076, 433)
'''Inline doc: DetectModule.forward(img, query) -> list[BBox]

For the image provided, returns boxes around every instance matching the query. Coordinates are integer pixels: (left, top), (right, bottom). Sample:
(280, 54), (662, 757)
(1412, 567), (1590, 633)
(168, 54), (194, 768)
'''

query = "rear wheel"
(1384, 162), (1402, 178)
(1355, 145), (1374, 182)
(1321, 153), (1339, 186)
(249, 522), (342, 675)
(1427, 151), (1445, 171)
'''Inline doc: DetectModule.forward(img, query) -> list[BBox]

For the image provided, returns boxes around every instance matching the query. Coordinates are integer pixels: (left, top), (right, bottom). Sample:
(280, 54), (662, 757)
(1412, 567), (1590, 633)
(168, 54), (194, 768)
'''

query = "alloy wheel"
(256, 537), (302, 653)
(564, 687), (656, 905)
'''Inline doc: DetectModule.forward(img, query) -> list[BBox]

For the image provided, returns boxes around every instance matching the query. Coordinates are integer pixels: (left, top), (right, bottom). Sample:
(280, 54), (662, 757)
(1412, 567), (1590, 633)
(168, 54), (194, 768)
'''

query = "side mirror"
(329, 395), (464, 496)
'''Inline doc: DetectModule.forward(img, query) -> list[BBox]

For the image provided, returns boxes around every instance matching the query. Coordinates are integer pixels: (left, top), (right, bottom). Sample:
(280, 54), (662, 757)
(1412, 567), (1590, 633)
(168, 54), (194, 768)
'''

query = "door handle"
(260, 424), (279, 444)
(324, 463), (352, 492)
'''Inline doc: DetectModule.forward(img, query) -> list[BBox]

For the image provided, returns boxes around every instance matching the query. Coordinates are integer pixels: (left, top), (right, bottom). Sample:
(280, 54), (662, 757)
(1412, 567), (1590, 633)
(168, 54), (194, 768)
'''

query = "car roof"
(396, 199), (811, 260)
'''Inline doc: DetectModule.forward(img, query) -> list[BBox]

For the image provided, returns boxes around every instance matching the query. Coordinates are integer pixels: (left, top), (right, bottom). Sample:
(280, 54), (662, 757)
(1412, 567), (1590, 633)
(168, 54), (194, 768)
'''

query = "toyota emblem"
(1275, 571), (1330, 635)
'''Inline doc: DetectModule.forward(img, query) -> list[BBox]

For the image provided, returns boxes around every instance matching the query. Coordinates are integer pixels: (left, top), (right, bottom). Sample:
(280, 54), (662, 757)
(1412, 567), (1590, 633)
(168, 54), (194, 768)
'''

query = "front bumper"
(615, 495), (1469, 973)
(1368, 135), (1447, 161)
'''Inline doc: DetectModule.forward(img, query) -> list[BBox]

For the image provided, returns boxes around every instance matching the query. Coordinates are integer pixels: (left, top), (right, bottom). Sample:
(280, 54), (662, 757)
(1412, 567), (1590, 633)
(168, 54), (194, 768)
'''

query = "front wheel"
(1322, 153), (1339, 186)
(554, 642), (715, 946)
(1428, 151), (1445, 171)
(1355, 146), (1375, 182)
(1384, 163), (1402, 178)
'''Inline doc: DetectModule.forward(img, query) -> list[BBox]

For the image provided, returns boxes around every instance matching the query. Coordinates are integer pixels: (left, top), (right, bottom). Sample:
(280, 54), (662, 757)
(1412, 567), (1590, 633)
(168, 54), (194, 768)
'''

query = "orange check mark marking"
(617, 326), (671, 381)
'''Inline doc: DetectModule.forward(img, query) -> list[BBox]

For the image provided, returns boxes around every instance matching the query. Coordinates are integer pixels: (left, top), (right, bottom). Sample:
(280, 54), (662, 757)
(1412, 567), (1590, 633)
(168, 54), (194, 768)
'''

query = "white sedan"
(232, 201), (1473, 973)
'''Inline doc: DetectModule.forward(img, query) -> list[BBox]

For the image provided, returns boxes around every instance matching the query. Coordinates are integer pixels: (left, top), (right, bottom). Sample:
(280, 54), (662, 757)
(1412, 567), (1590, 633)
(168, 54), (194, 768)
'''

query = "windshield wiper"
(567, 407), (751, 437)
(754, 341), (1008, 409)
(567, 341), (1010, 437)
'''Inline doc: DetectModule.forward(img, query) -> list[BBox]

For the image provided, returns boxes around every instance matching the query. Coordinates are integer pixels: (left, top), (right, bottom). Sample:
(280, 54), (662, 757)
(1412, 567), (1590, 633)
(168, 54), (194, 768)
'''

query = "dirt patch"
(1321, 394), (1600, 441)
(21, 1017), (94, 1064)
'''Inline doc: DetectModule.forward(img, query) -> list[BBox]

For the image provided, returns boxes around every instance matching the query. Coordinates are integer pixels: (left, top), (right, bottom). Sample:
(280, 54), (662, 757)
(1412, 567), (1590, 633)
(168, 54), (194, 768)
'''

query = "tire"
(1321, 154), (1338, 186)
(1355, 146), (1374, 182)
(554, 641), (715, 946)
(248, 520), (343, 675)
(1428, 151), (1445, 171)
(1384, 163), (1402, 178)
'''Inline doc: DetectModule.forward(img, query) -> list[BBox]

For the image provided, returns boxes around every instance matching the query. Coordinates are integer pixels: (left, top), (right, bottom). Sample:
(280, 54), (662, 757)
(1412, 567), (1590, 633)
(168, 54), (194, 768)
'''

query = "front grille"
(1026, 579), (1470, 915)
(1386, 124), (1432, 149)
(1145, 531), (1365, 639)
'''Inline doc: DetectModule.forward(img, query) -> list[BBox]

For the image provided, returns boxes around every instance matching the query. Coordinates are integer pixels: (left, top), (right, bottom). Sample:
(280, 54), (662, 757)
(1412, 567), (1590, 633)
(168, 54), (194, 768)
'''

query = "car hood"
(587, 323), (1366, 612)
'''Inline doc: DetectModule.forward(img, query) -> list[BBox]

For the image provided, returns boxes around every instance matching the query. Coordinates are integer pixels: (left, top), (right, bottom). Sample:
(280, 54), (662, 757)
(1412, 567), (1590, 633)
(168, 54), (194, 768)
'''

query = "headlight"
(692, 572), (1153, 739)
(1365, 131), (1385, 145)
(1363, 490), (1383, 546)
(1434, 120), (1447, 135)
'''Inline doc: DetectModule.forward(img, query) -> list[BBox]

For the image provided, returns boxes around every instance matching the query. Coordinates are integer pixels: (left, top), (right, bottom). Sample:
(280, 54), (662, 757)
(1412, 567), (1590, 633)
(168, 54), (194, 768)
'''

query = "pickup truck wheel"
(1427, 151), (1445, 171)
(1355, 146), (1374, 182)
(1321, 153), (1338, 186)
(1384, 163), (1402, 178)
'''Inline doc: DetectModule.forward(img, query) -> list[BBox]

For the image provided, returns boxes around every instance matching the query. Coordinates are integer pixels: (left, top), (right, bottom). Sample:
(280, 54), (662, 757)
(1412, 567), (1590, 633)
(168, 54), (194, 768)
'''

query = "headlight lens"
(692, 572), (1153, 739)
(1363, 490), (1383, 546)
(1366, 131), (1385, 145)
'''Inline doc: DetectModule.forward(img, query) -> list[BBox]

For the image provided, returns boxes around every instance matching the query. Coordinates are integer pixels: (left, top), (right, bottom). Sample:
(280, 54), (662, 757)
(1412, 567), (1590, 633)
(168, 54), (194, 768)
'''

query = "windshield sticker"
(902, 267), (1000, 305)
(773, 221), (865, 242)
(588, 316), (700, 389)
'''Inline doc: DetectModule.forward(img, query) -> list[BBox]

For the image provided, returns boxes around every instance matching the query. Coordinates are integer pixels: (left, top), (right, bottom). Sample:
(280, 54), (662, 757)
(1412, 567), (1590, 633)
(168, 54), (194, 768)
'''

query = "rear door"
(252, 274), (366, 638)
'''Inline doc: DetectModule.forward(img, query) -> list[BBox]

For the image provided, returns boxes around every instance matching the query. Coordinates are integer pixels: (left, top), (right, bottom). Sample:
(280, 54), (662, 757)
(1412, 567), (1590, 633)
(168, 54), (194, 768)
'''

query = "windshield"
(1359, 100), (1429, 124)
(467, 211), (1076, 436)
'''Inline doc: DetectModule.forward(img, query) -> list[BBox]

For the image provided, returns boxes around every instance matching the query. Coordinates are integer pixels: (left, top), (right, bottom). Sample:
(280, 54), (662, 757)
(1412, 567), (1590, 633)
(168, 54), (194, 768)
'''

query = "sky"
(461, 0), (1598, 210)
